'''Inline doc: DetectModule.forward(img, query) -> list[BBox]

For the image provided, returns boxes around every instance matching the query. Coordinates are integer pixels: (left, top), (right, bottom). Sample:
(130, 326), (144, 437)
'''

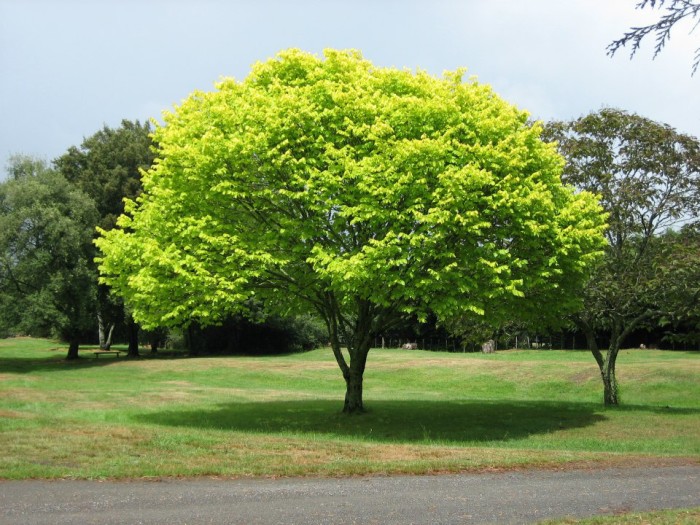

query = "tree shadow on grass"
(136, 399), (608, 444)
(613, 404), (700, 415)
(0, 349), (191, 374)
(0, 355), (126, 373)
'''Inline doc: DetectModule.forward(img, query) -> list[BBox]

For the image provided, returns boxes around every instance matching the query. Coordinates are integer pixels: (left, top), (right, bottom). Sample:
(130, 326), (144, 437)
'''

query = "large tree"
(0, 156), (98, 358)
(97, 49), (606, 412)
(544, 108), (700, 405)
(55, 120), (155, 355)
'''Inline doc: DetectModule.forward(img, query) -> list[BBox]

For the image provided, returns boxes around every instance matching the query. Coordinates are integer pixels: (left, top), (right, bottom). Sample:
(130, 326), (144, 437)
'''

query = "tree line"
(1, 50), (698, 411)
(0, 122), (327, 358)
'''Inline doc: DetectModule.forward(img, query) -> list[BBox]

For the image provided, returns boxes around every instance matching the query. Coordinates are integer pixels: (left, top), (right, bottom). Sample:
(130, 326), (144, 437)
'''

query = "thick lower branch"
(574, 316), (604, 370)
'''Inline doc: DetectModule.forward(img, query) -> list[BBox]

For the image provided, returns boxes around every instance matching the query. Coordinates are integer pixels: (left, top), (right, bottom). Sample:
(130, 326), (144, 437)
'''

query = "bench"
(93, 350), (122, 358)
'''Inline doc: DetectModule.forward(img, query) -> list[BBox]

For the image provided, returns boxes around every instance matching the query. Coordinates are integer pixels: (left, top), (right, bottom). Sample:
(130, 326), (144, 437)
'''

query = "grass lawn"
(541, 507), (700, 524)
(0, 337), (698, 479)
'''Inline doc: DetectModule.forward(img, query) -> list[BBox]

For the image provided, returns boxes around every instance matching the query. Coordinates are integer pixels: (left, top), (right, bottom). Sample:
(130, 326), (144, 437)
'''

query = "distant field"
(0, 337), (698, 479)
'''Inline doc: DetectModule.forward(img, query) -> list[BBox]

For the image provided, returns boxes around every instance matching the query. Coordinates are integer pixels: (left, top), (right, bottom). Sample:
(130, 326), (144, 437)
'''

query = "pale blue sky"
(1, 0), (698, 176)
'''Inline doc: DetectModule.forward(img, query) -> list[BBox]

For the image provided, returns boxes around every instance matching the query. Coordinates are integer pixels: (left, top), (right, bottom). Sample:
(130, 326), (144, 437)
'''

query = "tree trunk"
(66, 336), (80, 360)
(98, 312), (106, 349)
(577, 311), (657, 407)
(325, 317), (369, 414)
(576, 317), (612, 405)
(149, 335), (160, 354)
(99, 312), (116, 350)
(343, 368), (364, 413)
(104, 323), (115, 350)
(127, 318), (139, 358)
(186, 324), (203, 356)
(579, 318), (620, 407)
(343, 343), (370, 414)
(600, 333), (622, 406)
(602, 361), (619, 406)
(320, 294), (390, 414)
(590, 343), (622, 407)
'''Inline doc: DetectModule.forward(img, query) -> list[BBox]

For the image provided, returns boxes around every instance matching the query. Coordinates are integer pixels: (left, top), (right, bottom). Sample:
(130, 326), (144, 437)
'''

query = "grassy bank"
(1, 338), (698, 479)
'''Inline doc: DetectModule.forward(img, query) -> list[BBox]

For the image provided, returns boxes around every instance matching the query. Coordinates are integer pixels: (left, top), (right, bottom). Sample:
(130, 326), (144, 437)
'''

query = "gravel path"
(1, 466), (698, 524)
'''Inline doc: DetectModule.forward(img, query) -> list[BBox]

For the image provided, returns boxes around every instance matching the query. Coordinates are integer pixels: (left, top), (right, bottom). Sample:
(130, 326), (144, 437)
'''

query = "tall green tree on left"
(0, 155), (98, 359)
(55, 120), (155, 356)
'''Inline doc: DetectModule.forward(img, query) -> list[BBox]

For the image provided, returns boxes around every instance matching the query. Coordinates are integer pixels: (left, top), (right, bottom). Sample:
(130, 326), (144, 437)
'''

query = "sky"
(1, 0), (698, 178)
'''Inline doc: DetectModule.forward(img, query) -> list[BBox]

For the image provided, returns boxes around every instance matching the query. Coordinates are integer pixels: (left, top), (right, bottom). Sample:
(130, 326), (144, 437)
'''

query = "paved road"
(1, 466), (698, 525)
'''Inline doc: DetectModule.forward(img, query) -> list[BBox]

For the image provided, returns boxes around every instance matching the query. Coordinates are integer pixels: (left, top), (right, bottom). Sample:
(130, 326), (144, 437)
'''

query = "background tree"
(0, 156), (98, 358)
(544, 108), (700, 405)
(608, 0), (700, 75)
(97, 49), (606, 413)
(55, 120), (154, 231)
(653, 224), (700, 344)
(55, 120), (155, 355)
(5, 154), (53, 181)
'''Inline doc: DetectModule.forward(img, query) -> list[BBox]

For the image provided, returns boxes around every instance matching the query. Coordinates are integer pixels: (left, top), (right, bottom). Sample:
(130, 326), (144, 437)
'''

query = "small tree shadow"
(136, 399), (608, 444)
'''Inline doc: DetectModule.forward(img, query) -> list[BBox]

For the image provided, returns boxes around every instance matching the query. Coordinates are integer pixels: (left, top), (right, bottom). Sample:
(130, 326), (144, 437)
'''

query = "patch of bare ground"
(66, 400), (117, 411)
(569, 370), (598, 384)
(59, 426), (141, 441)
(149, 390), (194, 403)
(1, 387), (121, 410)
(125, 357), (339, 373)
(0, 409), (30, 419)
(0, 387), (48, 403)
(623, 363), (700, 381)
(533, 455), (700, 473)
(0, 374), (38, 383)
(160, 380), (193, 387)
(342, 446), (696, 473)
(378, 355), (594, 371)
(227, 360), (338, 372)
(148, 384), (319, 403)
(392, 356), (480, 366)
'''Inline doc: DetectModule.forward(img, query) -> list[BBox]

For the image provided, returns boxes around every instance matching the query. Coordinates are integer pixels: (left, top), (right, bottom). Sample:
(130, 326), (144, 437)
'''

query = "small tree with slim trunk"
(544, 108), (700, 406)
(96, 49), (605, 413)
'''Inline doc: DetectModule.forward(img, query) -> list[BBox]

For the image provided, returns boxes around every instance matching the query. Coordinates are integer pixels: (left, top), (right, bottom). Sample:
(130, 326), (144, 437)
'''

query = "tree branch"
(608, 0), (700, 75)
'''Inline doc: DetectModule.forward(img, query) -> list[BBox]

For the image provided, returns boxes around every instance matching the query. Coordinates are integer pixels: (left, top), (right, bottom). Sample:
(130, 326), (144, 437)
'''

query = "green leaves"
(0, 160), (98, 339)
(54, 120), (154, 232)
(545, 109), (700, 323)
(97, 48), (606, 333)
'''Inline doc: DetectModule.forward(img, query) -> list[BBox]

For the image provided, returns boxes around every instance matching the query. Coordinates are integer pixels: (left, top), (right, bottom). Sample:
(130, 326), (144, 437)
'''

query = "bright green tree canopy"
(97, 49), (605, 331)
(97, 48), (606, 411)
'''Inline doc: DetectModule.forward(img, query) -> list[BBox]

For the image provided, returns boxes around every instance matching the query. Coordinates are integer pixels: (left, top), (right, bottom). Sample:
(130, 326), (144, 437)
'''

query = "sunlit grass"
(1, 337), (698, 479)
(540, 507), (700, 524)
